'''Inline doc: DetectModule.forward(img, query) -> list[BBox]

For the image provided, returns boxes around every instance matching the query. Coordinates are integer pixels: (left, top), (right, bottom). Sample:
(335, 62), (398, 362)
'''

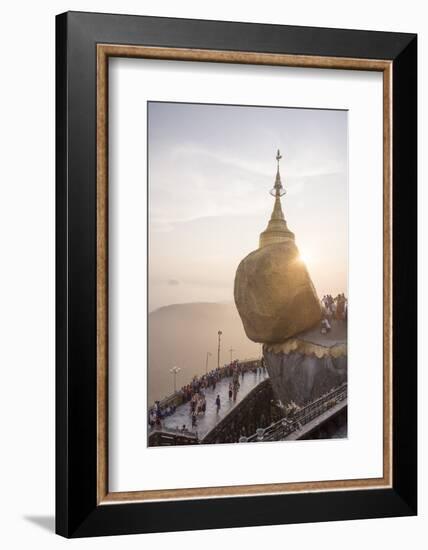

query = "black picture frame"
(56, 11), (417, 538)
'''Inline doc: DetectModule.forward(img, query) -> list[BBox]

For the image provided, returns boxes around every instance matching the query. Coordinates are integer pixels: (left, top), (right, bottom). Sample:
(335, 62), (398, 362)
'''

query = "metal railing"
(149, 425), (198, 438)
(148, 426), (199, 446)
(244, 383), (347, 443)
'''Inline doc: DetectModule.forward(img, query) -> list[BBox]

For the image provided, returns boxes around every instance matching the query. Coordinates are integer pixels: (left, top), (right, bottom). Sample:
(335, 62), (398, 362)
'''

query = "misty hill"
(148, 302), (261, 404)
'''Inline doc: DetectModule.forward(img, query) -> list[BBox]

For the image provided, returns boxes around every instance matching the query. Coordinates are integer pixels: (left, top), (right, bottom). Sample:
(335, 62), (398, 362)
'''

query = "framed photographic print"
(56, 11), (417, 537)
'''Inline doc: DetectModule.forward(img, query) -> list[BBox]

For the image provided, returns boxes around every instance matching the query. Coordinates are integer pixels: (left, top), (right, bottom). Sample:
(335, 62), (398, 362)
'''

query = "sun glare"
(298, 251), (312, 266)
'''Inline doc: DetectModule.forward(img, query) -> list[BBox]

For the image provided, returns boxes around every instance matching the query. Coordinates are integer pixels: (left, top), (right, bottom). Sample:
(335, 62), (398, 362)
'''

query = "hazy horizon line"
(149, 294), (348, 314)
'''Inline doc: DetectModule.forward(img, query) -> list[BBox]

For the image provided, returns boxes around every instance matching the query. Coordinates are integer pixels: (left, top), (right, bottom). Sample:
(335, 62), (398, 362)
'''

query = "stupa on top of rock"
(234, 149), (321, 344)
(259, 150), (295, 248)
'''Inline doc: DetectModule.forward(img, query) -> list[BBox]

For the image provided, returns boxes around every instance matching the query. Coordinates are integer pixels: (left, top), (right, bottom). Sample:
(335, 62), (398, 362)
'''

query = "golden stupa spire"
(259, 149), (295, 248)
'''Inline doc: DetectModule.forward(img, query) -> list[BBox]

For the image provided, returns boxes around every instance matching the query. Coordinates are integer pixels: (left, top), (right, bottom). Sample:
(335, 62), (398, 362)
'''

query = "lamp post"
(169, 366), (181, 394)
(205, 351), (212, 374)
(229, 347), (235, 363)
(217, 330), (222, 369)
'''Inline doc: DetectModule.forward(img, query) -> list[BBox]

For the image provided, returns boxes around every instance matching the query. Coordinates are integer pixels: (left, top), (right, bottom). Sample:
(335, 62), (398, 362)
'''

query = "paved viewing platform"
(158, 368), (269, 439)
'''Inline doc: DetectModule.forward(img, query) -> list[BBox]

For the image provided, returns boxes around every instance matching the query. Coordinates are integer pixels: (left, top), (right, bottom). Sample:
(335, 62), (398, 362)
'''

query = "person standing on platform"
(215, 394), (221, 413)
(192, 411), (197, 429)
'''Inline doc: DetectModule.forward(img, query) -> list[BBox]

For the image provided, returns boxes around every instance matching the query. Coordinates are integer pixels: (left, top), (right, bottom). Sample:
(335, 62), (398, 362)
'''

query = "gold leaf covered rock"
(234, 241), (321, 344)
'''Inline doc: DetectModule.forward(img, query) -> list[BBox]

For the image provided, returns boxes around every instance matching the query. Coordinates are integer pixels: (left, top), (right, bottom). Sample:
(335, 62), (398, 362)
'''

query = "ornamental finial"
(270, 149), (285, 197)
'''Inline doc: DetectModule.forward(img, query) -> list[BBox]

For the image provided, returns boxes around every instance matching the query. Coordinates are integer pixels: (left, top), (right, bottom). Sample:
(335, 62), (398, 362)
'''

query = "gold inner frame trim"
(96, 44), (393, 505)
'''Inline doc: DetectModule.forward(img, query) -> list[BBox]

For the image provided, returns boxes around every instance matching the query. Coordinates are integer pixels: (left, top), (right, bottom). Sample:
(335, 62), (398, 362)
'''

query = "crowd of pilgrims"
(320, 293), (348, 334)
(148, 360), (265, 431)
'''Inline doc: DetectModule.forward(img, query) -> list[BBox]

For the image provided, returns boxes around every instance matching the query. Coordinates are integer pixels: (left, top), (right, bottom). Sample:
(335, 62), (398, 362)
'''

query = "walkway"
(161, 369), (269, 438)
(284, 398), (347, 441)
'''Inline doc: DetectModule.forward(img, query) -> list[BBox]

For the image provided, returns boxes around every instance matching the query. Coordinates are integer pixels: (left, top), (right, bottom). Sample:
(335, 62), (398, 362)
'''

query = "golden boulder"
(234, 241), (322, 344)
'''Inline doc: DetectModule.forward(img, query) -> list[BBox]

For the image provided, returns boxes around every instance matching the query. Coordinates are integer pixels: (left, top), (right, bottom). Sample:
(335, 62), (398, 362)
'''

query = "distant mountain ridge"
(150, 301), (231, 316)
(148, 301), (260, 404)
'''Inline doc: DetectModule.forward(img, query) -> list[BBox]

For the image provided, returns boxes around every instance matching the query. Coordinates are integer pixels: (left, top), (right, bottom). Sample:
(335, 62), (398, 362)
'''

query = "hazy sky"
(148, 102), (348, 312)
